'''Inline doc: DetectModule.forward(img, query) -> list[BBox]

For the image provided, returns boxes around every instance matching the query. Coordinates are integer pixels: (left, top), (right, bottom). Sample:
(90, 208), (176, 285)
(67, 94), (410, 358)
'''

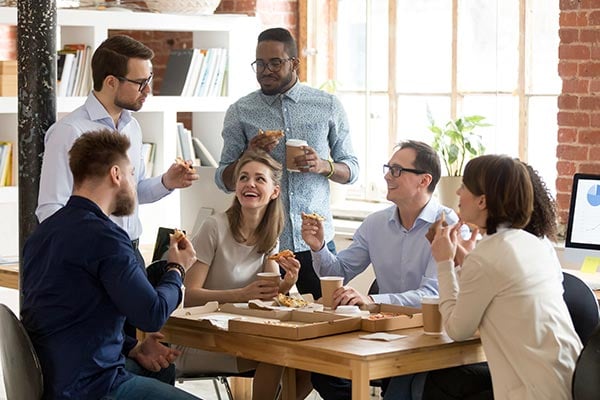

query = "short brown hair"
(91, 35), (154, 91)
(226, 150), (284, 254)
(69, 129), (130, 188)
(463, 154), (533, 234)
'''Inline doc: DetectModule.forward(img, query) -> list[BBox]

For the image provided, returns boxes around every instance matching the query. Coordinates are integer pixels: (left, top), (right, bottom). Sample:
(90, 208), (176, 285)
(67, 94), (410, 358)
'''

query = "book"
(160, 49), (195, 96)
(141, 142), (156, 179)
(176, 122), (195, 162)
(0, 142), (12, 186)
(181, 49), (204, 97)
(207, 48), (228, 97)
(57, 52), (75, 97)
(192, 137), (218, 167)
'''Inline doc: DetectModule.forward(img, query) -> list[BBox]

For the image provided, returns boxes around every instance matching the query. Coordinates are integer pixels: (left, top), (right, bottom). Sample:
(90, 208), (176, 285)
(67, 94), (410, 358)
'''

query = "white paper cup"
(421, 296), (443, 335)
(320, 276), (343, 308)
(286, 139), (308, 172)
(256, 272), (280, 285)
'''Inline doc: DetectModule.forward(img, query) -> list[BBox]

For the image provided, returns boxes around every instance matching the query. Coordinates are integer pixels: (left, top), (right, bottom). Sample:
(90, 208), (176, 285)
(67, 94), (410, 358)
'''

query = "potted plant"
(427, 114), (490, 209)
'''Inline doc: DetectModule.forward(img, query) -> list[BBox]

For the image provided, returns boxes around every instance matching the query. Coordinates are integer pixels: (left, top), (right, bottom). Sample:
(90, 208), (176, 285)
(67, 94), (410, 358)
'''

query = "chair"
(562, 271), (600, 345)
(572, 325), (600, 399)
(0, 303), (44, 399)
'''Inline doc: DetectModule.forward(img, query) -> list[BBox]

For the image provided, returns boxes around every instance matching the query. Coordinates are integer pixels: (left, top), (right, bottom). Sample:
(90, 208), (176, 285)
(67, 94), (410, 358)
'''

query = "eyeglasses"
(383, 164), (429, 177)
(116, 72), (153, 92)
(250, 58), (295, 73)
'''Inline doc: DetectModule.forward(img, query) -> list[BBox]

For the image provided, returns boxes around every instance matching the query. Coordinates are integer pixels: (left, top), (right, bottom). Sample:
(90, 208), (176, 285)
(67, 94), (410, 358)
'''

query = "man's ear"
(420, 174), (432, 190)
(109, 165), (121, 186)
(291, 57), (300, 72)
(104, 75), (119, 92)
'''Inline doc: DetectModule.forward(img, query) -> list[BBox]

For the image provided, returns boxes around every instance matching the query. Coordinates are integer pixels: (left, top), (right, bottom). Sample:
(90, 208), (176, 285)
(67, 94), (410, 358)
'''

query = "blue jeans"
(101, 375), (201, 400)
(125, 357), (176, 385)
(294, 240), (337, 299)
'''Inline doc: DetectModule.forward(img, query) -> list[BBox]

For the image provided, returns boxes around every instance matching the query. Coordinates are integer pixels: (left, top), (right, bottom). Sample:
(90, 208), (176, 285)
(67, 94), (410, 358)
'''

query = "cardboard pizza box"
(359, 304), (423, 332)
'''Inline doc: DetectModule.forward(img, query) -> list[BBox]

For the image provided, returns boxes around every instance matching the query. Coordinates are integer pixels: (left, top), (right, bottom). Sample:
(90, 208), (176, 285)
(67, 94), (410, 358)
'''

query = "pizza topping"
(301, 212), (325, 221)
(425, 212), (448, 243)
(275, 293), (309, 308)
(367, 312), (402, 320)
(258, 129), (285, 140)
(172, 228), (186, 242)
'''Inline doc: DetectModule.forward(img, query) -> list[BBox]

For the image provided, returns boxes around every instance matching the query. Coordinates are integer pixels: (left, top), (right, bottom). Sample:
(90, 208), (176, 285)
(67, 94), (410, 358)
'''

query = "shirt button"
(284, 108), (287, 111)
(290, 192), (294, 195)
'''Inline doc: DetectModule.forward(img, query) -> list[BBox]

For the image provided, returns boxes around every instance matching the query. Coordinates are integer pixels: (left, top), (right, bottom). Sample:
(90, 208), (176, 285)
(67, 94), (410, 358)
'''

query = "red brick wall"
(0, 25), (17, 60)
(557, 0), (600, 224)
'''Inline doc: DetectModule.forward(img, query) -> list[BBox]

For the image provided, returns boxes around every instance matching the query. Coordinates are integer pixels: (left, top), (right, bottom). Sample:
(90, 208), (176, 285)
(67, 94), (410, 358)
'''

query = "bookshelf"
(0, 7), (258, 255)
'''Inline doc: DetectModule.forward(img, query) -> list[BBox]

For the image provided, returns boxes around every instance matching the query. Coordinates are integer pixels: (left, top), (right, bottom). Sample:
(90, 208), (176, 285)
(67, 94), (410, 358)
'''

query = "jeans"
(125, 357), (177, 386)
(101, 375), (201, 400)
(294, 240), (337, 299)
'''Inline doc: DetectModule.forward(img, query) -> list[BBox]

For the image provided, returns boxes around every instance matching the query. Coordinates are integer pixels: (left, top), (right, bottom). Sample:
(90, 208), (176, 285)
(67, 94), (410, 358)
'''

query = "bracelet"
(325, 159), (335, 179)
(165, 262), (186, 282)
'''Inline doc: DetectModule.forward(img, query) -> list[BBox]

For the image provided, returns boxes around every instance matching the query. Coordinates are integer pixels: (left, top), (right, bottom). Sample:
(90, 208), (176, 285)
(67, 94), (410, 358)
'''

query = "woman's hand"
(279, 256), (301, 286)
(242, 280), (279, 301)
(431, 223), (458, 263)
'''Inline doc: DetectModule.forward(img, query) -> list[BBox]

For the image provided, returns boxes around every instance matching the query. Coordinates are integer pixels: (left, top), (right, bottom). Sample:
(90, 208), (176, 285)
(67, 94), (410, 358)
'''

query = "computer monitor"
(564, 173), (600, 273)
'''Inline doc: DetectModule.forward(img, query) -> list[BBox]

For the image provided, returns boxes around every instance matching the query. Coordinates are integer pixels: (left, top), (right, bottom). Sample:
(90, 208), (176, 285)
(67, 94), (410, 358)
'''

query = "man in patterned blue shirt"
(215, 27), (359, 299)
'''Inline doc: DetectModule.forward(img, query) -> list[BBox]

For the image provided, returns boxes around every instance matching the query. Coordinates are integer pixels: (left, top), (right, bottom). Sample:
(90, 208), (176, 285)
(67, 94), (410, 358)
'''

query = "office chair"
(0, 303), (44, 399)
(572, 325), (600, 400)
(562, 271), (600, 345)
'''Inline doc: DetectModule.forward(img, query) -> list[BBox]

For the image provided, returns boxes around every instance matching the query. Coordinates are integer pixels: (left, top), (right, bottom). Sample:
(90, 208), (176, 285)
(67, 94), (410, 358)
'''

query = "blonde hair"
(226, 150), (284, 253)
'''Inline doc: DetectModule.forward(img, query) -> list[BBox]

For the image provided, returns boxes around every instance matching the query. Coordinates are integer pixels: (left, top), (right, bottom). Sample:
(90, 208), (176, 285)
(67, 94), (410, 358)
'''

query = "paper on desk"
(359, 332), (407, 342)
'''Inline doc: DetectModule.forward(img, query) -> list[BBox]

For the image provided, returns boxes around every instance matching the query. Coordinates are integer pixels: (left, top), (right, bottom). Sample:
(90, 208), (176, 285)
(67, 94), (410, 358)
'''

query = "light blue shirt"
(36, 93), (171, 240)
(215, 81), (359, 252)
(312, 200), (459, 307)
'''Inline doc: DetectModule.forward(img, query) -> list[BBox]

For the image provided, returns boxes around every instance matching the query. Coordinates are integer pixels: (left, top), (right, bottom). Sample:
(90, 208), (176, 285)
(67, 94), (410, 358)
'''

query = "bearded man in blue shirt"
(215, 27), (359, 300)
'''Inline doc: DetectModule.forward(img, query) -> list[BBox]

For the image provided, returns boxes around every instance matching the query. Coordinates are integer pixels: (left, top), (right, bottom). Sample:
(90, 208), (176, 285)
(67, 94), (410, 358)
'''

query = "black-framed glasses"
(250, 58), (295, 73)
(116, 72), (153, 92)
(383, 164), (429, 177)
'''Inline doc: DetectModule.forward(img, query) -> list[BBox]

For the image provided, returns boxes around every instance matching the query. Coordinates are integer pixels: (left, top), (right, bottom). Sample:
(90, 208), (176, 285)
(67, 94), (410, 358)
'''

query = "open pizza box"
(171, 301), (361, 340)
(247, 293), (324, 312)
(359, 304), (423, 332)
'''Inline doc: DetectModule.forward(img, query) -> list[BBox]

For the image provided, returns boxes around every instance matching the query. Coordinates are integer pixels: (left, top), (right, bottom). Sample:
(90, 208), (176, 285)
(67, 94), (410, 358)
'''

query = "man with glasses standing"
(301, 140), (460, 399)
(36, 35), (198, 386)
(216, 27), (359, 300)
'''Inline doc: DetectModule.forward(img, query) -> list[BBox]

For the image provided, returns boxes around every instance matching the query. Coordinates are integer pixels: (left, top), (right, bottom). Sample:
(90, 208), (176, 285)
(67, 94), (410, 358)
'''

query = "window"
(317, 0), (560, 200)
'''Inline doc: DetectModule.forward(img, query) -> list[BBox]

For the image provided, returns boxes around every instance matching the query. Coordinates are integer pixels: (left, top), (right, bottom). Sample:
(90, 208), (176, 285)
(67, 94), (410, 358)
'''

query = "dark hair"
(226, 150), (284, 254)
(257, 28), (298, 58)
(69, 129), (130, 188)
(463, 155), (533, 235)
(523, 163), (558, 241)
(396, 140), (441, 193)
(91, 35), (154, 91)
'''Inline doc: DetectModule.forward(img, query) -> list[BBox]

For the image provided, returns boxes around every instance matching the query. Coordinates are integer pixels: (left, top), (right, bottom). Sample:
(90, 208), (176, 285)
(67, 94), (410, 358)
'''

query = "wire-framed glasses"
(116, 72), (153, 92)
(250, 58), (294, 73)
(383, 164), (429, 177)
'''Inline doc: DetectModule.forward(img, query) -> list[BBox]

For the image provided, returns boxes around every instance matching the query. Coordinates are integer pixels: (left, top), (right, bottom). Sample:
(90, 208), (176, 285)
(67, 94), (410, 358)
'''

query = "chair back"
(563, 271), (600, 344)
(0, 303), (44, 399)
(572, 325), (600, 399)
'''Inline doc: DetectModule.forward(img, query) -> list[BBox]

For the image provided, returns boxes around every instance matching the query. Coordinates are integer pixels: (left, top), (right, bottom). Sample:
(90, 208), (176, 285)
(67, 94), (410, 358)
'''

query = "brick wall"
(0, 25), (16, 60)
(557, 0), (600, 224)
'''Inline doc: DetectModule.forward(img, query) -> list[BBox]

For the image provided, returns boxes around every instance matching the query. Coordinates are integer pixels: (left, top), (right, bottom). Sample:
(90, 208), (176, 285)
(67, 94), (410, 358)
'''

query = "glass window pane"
(337, 0), (388, 91)
(396, 0), (452, 93)
(462, 95), (518, 157)
(397, 96), (451, 144)
(527, 0), (560, 94)
(528, 96), (558, 195)
(458, 0), (519, 92)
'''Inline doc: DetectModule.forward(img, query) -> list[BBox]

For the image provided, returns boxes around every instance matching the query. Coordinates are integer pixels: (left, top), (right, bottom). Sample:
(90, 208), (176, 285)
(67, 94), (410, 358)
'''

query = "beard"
(260, 69), (295, 96)
(112, 186), (136, 217)
(114, 94), (144, 112)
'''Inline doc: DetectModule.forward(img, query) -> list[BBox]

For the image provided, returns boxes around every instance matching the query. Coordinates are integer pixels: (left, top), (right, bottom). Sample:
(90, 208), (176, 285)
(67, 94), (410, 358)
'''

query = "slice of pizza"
(275, 293), (309, 308)
(172, 228), (186, 242)
(425, 211), (448, 243)
(301, 212), (325, 221)
(267, 249), (295, 261)
(175, 156), (194, 172)
(258, 129), (285, 140)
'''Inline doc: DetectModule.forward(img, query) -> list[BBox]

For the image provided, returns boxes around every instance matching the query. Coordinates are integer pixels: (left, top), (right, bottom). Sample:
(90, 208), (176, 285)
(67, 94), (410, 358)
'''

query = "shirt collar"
(388, 197), (441, 226)
(66, 195), (110, 221)
(258, 79), (302, 106)
(85, 92), (133, 128)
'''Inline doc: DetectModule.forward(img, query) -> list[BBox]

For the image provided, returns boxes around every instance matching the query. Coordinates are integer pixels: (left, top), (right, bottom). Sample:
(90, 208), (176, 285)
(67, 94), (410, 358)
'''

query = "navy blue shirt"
(21, 196), (183, 399)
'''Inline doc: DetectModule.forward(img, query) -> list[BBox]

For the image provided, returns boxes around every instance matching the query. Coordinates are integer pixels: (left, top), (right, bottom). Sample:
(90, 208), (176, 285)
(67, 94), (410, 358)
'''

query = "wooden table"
(0, 263), (18, 290)
(160, 316), (485, 400)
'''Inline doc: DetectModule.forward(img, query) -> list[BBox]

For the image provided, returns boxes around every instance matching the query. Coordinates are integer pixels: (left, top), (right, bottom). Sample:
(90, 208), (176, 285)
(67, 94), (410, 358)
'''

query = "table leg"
(351, 361), (370, 400)
(230, 376), (252, 400)
(281, 367), (297, 400)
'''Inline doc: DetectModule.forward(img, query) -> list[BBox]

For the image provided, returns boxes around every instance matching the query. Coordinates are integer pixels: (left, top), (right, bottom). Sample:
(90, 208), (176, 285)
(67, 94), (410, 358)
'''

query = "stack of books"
(57, 44), (92, 97)
(160, 48), (228, 97)
(0, 142), (13, 186)
(0, 60), (17, 96)
(176, 123), (218, 167)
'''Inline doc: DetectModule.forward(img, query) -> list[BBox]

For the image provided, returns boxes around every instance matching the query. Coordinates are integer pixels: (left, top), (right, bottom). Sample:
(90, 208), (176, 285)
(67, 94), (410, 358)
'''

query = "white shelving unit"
(0, 7), (259, 253)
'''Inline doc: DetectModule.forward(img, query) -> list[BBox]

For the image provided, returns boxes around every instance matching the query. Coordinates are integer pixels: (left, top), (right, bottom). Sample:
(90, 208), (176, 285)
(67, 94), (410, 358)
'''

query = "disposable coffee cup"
(320, 276), (343, 308)
(256, 272), (280, 286)
(421, 296), (443, 335)
(286, 139), (308, 172)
